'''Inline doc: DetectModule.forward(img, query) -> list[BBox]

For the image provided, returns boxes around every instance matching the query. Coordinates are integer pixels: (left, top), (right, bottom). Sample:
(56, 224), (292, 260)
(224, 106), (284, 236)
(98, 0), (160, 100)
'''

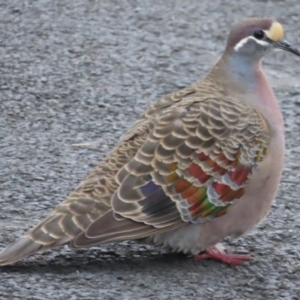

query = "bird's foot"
(193, 245), (251, 266)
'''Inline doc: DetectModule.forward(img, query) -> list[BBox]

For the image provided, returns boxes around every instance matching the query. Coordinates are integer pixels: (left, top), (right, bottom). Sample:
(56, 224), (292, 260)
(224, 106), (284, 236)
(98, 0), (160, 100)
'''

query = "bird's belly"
(224, 131), (285, 238)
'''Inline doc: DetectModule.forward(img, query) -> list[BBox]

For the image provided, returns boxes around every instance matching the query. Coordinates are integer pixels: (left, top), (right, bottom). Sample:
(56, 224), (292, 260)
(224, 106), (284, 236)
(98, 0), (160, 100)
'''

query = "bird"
(0, 18), (299, 266)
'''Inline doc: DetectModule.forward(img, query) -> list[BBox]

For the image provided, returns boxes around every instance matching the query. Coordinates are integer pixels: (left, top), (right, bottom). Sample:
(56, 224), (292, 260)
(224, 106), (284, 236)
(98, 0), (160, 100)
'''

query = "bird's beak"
(273, 40), (300, 56)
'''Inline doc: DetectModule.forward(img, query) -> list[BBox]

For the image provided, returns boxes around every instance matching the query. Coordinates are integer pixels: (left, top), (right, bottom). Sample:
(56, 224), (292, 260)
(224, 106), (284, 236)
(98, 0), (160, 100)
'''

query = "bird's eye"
(253, 30), (265, 40)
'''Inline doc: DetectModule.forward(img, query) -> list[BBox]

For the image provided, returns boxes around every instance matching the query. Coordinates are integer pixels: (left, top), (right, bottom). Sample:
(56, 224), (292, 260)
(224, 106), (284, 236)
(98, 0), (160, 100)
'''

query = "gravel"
(1, 0), (300, 299)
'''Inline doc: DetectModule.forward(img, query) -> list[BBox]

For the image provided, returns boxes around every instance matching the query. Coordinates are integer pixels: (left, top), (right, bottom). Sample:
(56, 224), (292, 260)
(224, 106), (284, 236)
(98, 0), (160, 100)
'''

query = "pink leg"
(193, 245), (251, 266)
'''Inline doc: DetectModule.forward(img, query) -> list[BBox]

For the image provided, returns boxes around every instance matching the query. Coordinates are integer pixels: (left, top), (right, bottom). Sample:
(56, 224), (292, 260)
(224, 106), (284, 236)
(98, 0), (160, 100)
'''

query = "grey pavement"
(1, 0), (300, 299)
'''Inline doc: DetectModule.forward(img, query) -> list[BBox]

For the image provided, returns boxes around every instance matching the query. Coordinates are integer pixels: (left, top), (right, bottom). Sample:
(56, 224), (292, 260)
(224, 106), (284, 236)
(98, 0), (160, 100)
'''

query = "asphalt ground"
(1, 0), (300, 299)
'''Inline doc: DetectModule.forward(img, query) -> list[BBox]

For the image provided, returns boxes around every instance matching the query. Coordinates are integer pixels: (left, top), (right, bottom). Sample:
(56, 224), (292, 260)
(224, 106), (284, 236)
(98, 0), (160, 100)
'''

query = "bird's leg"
(193, 245), (251, 266)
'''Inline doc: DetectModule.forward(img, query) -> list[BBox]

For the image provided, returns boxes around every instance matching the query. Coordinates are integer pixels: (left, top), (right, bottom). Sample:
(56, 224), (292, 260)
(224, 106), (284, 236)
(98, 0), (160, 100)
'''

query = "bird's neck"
(206, 55), (264, 95)
(204, 55), (284, 134)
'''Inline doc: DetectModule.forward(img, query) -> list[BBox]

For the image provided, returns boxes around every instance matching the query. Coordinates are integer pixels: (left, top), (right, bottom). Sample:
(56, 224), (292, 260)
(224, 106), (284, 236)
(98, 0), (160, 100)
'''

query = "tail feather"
(0, 237), (43, 266)
(0, 232), (74, 266)
(0, 213), (80, 265)
(0, 199), (108, 265)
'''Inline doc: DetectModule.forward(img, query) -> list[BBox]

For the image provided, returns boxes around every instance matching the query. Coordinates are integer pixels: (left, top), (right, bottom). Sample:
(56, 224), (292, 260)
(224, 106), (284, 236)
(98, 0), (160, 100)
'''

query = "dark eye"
(253, 29), (265, 40)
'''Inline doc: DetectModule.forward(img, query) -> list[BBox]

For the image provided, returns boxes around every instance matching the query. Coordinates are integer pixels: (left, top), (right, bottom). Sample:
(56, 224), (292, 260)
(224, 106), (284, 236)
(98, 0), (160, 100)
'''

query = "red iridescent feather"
(165, 150), (251, 220)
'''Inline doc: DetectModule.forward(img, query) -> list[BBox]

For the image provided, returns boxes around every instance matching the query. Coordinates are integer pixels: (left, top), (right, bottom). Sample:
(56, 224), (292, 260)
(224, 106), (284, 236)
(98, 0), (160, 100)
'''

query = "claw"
(193, 245), (251, 266)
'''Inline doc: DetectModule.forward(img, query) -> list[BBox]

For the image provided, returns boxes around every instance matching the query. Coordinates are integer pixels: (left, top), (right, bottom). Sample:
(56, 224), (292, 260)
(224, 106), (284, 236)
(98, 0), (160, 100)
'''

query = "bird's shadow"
(0, 245), (213, 275)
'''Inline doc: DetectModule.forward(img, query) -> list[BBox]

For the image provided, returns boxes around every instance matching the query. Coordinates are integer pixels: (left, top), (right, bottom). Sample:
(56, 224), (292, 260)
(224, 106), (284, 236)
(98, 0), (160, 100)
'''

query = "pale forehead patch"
(265, 22), (284, 41)
(234, 36), (269, 52)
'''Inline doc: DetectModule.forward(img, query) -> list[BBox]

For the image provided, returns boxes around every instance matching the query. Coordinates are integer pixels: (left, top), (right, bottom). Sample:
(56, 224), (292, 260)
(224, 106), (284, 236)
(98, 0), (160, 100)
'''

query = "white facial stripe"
(234, 36), (269, 51)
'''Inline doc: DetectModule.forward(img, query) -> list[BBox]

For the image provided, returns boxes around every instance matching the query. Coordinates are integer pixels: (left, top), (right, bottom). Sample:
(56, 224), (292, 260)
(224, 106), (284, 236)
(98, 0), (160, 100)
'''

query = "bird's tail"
(0, 212), (81, 266)
(0, 175), (116, 265)
(0, 236), (49, 266)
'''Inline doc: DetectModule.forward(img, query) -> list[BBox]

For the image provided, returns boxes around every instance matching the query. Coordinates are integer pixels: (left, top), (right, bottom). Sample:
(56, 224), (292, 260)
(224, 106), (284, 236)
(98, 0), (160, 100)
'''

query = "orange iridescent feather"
(164, 149), (253, 220)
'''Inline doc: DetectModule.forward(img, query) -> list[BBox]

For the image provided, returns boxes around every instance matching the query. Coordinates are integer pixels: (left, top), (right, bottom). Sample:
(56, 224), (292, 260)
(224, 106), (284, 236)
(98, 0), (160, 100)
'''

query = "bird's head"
(225, 18), (300, 61)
